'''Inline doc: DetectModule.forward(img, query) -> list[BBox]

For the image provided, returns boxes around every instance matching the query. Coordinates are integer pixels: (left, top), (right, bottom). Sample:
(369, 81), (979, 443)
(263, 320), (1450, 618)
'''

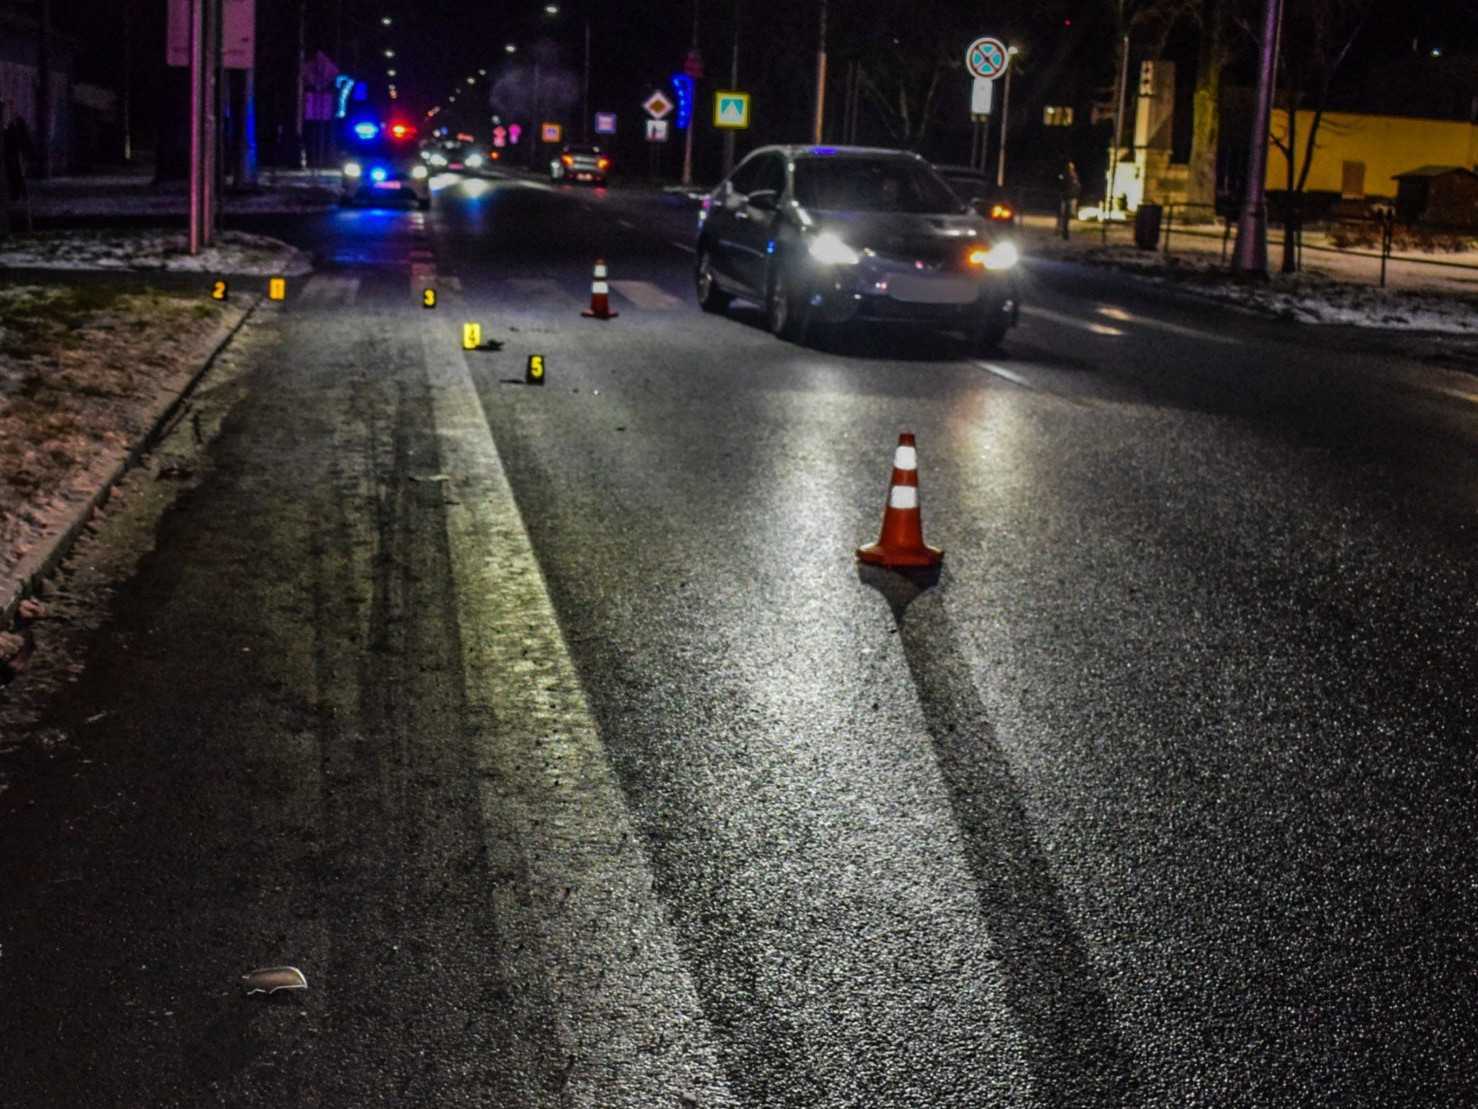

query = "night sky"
(40, 1), (1478, 188)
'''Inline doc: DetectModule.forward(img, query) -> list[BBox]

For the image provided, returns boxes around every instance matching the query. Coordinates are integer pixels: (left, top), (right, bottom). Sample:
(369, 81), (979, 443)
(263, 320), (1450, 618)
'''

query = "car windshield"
(793, 158), (964, 214)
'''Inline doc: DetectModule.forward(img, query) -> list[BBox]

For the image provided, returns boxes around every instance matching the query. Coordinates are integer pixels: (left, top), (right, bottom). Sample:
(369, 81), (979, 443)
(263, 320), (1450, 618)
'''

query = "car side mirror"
(747, 189), (779, 212)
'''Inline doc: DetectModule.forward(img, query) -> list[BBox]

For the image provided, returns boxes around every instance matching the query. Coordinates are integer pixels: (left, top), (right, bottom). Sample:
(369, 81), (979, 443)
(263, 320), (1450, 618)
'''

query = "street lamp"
(504, 43), (517, 53)
(384, 48), (395, 59)
(544, 4), (560, 14)
(996, 45), (1020, 189)
(381, 16), (392, 27)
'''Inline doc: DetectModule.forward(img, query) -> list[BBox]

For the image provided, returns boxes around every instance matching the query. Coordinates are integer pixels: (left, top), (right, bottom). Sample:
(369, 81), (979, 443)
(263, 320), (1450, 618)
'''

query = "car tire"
(969, 314), (1010, 354)
(417, 196), (431, 211)
(766, 265), (808, 344)
(695, 250), (732, 314)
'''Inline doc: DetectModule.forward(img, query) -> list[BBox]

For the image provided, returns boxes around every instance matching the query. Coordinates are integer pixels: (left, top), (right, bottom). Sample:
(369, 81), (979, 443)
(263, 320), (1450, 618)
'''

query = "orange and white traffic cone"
(856, 432), (943, 569)
(581, 258), (619, 319)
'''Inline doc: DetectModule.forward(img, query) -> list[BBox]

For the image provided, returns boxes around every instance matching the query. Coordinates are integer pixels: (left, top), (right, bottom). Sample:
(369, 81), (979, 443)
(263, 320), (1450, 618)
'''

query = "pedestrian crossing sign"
(713, 91), (750, 129)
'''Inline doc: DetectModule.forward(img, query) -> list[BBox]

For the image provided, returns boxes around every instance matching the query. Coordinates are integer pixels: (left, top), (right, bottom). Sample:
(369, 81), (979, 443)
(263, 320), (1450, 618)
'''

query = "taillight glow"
(597, 158), (611, 171)
(389, 122), (416, 140)
(561, 154), (574, 166)
(989, 203), (1014, 221)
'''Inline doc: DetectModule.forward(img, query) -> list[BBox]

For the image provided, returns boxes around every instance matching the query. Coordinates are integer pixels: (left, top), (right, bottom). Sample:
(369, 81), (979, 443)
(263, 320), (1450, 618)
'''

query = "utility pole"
(36, 0), (52, 178)
(1232, 0), (1283, 276)
(188, 0), (205, 251)
(812, 0), (828, 143)
(1105, 31), (1123, 242)
(681, 0), (699, 186)
(582, 19), (592, 142)
(722, 0), (740, 176)
(295, 0), (306, 168)
(122, 0), (133, 162)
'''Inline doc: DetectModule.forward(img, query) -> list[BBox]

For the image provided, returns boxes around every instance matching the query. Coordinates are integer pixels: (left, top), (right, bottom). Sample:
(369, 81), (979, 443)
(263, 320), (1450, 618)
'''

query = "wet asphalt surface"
(2, 171), (1477, 1107)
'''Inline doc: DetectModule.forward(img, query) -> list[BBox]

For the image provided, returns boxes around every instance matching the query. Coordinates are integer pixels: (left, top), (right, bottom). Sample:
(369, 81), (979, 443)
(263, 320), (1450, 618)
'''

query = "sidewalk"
(6, 162), (339, 223)
(1019, 213), (1478, 335)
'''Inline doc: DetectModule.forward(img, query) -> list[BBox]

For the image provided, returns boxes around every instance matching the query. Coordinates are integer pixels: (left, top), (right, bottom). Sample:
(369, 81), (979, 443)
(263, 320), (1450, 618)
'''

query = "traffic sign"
(643, 90), (673, 120)
(684, 49), (704, 79)
(713, 91), (750, 129)
(595, 112), (617, 135)
(646, 119), (670, 143)
(965, 36), (1009, 80)
(970, 78), (995, 116)
(541, 122), (563, 143)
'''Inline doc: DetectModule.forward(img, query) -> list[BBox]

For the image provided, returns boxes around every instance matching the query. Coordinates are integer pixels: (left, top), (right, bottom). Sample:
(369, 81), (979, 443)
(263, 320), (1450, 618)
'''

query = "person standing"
(1057, 160), (1080, 239)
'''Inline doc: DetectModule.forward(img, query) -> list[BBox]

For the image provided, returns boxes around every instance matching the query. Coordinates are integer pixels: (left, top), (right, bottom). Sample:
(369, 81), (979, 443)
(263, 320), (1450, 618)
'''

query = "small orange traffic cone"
(856, 432), (943, 569)
(581, 259), (619, 320)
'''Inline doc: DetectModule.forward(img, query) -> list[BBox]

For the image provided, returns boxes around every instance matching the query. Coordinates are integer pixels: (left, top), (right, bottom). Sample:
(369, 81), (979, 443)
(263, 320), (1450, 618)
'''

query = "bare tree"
(1268, 0), (1373, 272)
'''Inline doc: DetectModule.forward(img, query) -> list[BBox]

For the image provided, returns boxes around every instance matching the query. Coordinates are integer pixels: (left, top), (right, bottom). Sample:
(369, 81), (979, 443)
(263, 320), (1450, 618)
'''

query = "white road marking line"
(1021, 305), (1125, 336)
(420, 322), (738, 1108)
(611, 279), (683, 311)
(1093, 302), (1241, 344)
(669, 241), (697, 255)
(617, 218), (637, 229)
(974, 360), (1034, 388)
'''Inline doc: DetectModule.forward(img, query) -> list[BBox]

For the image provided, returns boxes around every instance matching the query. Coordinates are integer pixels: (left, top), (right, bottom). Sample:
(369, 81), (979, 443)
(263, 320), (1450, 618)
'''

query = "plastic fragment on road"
(857, 431), (943, 570)
(240, 965), (308, 996)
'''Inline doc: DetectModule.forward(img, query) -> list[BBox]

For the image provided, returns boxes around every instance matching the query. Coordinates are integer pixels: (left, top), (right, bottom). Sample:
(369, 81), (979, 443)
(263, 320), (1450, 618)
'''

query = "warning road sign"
(965, 36), (1009, 80)
(713, 91), (750, 129)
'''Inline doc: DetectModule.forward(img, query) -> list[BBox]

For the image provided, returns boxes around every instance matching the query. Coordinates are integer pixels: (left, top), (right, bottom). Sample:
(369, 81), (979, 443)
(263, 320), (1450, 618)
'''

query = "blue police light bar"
(353, 120), (380, 141)
(370, 167), (388, 182)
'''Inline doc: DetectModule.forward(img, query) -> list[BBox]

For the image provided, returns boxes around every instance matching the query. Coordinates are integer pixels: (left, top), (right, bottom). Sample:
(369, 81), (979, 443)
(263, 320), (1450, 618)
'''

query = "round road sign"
(965, 37), (1009, 80)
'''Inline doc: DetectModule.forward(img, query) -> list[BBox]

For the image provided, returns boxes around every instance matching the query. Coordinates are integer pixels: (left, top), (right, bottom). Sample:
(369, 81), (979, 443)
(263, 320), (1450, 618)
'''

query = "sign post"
(964, 36), (1009, 175)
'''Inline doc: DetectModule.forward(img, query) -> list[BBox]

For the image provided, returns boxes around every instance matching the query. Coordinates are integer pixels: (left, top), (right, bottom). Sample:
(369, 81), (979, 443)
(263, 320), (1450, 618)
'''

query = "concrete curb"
(1, 294), (264, 631)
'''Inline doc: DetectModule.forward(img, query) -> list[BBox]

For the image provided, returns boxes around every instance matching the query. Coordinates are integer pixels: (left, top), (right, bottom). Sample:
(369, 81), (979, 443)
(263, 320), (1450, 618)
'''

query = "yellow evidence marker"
(526, 354), (545, 386)
(422, 288), (437, 309)
(210, 280), (229, 301)
(268, 277), (287, 301)
(462, 322), (482, 350)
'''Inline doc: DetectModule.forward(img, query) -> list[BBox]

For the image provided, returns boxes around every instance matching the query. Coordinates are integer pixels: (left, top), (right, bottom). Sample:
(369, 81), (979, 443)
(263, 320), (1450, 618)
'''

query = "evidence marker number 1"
(268, 277), (287, 301)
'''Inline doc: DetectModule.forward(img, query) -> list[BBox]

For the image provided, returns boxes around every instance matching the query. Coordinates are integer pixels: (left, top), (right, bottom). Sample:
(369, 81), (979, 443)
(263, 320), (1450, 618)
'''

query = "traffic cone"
(581, 259), (619, 319)
(856, 432), (943, 569)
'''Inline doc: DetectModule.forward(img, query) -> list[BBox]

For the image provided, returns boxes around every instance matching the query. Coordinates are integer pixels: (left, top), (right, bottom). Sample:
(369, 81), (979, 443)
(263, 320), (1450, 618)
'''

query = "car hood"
(806, 209), (990, 255)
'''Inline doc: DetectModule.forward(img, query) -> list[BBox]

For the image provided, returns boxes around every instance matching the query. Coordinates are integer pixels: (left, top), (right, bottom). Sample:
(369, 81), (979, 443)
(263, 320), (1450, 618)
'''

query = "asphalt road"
(3, 170), (1477, 1107)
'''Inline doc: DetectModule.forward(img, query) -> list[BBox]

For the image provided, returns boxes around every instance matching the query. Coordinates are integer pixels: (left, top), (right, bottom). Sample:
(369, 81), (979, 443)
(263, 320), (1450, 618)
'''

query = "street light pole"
(723, 0), (740, 176)
(681, 0), (699, 186)
(996, 47), (1018, 189)
(583, 19), (591, 142)
(1232, 0), (1283, 276)
(812, 0), (828, 144)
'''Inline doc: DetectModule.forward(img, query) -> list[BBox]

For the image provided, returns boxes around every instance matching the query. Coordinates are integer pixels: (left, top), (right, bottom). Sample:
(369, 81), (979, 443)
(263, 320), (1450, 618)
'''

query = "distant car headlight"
(465, 153), (484, 168)
(968, 241), (1019, 271)
(430, 153), (448, 167)
(411, 164), (429, 179)
(808, 231), (860, 266)
(343, 162), (363, 178)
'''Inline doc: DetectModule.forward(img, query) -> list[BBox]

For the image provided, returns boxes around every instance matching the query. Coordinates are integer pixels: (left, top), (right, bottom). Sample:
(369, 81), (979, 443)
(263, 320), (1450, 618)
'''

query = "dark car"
(933, 164), (1018, 226)
(551, 144), (611, 184)
(341, 121), (430, 210)
(695, 146), (1020, 350)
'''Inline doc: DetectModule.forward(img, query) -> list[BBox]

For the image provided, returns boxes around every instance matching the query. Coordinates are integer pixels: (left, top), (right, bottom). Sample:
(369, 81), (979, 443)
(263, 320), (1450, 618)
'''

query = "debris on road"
(240, 965), (309, 996)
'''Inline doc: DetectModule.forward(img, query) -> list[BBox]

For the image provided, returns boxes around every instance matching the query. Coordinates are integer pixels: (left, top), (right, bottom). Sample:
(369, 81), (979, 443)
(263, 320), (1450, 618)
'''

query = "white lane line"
(1094, 303), (1241, 344)
(611, 279), (683, 311)
(617, 218), (637, 229)
(669, 241), (697, 255)
(974, 360), (1034, 388)
(1021, 305), (1126, 336)
(420, 322), (738, 1108)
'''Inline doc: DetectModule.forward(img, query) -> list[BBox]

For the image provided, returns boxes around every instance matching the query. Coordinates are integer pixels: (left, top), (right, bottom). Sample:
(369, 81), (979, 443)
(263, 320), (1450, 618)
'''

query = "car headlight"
(465, 153), (484, 168)
(430, 153), (448, 167)
(411, 164), (429, 179)
(968, 240), (1019, 271)
(343, 162), (362, 178)
(808, 231), (860, 266)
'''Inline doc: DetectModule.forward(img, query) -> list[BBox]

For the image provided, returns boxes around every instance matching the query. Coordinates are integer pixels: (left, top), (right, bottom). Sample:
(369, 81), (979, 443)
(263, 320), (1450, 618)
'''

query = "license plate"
(373, 180), (402, 190)
(886, 273), (977, 305)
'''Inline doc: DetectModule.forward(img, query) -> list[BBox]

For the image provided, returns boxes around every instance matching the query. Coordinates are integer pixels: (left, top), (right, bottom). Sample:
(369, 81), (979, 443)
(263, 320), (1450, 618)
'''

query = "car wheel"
(695, 250), (732, 314)
(766, 265), (808, 343)
(417, 196), (431, 211)
(969, 314), (1010, 354)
